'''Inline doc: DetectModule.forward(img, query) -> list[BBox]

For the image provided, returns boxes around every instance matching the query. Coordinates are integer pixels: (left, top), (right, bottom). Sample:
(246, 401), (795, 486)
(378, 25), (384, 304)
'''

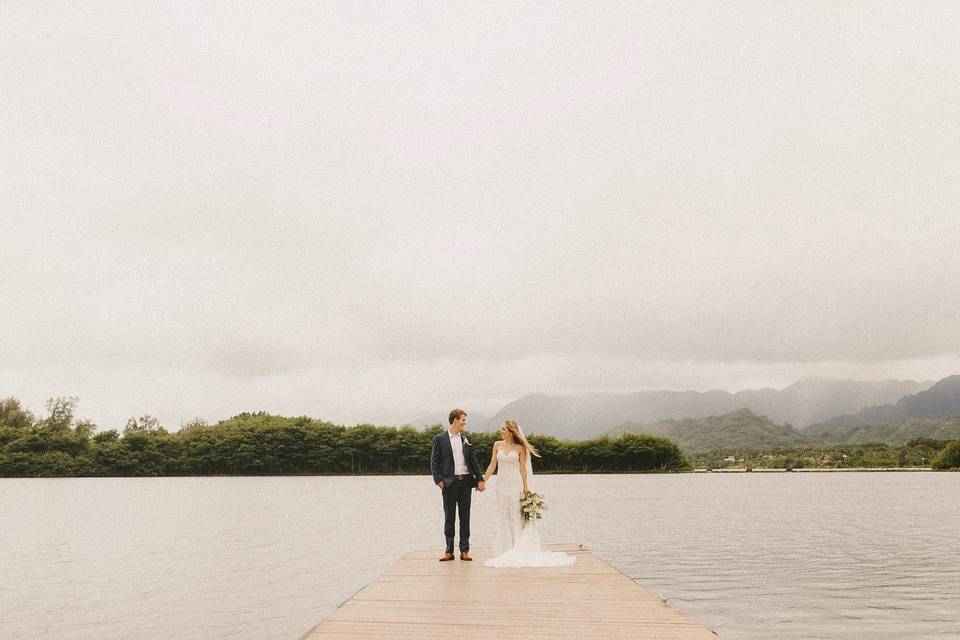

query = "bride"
(481, 420), (575, 568)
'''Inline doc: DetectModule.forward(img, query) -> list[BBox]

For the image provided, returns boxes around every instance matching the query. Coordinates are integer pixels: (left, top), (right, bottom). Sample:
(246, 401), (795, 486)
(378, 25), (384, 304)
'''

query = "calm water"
(1, 474), (957, 639)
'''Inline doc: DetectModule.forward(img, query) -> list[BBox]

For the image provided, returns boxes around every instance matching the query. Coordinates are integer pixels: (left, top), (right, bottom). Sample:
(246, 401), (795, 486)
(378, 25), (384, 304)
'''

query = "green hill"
(605, 408), (821, 453)
(804, 416), (960, 444)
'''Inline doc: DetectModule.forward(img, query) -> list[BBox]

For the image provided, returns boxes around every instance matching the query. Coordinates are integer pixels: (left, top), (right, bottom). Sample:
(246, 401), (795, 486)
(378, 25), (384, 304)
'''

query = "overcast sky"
(2, 2), (959, 429)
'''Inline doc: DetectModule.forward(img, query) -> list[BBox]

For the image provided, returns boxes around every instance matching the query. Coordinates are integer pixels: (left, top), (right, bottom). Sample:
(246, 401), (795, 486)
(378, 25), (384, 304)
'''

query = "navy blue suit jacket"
(431, 431), (484, 487)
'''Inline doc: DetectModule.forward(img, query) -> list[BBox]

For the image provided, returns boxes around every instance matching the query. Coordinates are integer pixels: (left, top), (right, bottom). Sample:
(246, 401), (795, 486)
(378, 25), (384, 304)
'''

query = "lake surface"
(1, 473), (957, 639)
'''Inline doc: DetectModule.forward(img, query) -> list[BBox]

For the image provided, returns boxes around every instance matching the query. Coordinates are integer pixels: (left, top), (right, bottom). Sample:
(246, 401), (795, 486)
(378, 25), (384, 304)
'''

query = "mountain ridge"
(480, 378), (931, 439)
(805, 375), (960, 437)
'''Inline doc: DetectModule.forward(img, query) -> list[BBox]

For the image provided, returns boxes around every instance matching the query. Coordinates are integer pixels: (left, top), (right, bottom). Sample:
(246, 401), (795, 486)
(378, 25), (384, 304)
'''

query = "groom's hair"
(448, 409), (466, 425)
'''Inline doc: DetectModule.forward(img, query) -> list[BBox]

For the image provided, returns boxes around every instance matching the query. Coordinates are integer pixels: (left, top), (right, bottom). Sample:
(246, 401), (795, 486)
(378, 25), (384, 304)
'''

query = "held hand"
(477, 481), (486, 492)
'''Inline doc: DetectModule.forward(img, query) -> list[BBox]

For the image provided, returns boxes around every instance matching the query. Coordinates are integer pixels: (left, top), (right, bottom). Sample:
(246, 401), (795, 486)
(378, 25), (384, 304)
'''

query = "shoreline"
(694, 466), (936, 473)
(2, 467), (951, 479)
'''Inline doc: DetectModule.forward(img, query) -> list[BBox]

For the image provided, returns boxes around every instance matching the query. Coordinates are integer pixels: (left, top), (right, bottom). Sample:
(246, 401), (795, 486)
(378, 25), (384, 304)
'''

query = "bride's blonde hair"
(502, 420), (540, 458)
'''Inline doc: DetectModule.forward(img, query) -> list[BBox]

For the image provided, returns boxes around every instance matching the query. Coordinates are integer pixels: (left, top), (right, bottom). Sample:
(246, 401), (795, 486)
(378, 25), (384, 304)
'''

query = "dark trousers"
(442, 478), (473, 553)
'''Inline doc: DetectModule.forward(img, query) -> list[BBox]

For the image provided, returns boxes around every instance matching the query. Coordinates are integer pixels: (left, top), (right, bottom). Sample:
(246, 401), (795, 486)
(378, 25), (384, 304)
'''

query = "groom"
(430, 409), (485, 562)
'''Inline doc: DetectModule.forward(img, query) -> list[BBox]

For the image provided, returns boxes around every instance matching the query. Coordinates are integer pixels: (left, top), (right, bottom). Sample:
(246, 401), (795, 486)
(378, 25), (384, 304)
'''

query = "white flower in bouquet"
(519, 490), (546, 526)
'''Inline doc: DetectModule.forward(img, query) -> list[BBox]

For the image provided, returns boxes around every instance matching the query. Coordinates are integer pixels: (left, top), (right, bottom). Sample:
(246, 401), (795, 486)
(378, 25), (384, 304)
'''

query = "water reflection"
(0, 473), (956, 639)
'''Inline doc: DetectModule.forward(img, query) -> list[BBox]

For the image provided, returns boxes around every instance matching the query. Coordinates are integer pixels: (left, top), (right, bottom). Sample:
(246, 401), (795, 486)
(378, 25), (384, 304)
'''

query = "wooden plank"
(303, 544), (717, 639)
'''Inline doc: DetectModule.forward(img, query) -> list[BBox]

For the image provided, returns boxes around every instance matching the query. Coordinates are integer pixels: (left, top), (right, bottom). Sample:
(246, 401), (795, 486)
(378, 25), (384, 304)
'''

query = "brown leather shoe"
(459, 551), (473, 561)
(439, 552), (455, 562)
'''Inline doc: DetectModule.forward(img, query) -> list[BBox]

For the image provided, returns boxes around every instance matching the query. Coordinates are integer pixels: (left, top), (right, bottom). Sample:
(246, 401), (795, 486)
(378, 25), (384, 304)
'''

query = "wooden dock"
(302, 544), (717, 639)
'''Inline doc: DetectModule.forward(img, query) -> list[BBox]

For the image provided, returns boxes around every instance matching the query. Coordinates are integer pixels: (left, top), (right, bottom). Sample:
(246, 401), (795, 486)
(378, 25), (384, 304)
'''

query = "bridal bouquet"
(519, 490), (545, 526)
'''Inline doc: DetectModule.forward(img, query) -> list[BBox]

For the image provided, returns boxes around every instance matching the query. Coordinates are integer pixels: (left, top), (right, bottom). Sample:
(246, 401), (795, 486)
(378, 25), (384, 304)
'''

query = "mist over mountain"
(805, 375), (960, 438)
(477, 378), (929, 440)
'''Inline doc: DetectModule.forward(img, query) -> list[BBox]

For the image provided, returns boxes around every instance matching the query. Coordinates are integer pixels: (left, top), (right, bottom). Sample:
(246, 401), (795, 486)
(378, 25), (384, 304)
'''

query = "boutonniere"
(462, 433), (471, 446)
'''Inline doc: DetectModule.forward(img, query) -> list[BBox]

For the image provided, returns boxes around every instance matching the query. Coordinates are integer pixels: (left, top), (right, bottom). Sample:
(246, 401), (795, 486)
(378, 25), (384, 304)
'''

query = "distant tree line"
(0, 397), (689, 477)
(689, 438), (959, 471)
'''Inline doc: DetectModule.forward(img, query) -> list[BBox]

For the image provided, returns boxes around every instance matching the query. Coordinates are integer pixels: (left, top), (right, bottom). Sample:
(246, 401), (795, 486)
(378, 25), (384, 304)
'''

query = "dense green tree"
(124, 415), (163, 434)
(0, 397), (34, 429)
(0, 396), (689, 477)
(932, 440), (960, 470)
(36, 397), (80, 431)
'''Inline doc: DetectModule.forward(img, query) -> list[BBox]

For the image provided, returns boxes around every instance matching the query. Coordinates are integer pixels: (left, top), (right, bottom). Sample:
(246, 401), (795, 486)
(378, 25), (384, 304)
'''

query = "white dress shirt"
(448, 431), (468, 476)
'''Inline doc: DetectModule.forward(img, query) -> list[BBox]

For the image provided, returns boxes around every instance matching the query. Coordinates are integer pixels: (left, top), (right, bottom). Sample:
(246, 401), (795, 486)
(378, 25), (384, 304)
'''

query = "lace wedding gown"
(484, 449), (575, 568)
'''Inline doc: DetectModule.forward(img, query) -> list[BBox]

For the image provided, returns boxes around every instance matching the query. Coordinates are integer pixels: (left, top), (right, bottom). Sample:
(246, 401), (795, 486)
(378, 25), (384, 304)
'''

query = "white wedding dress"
(484, 449), (575, 568)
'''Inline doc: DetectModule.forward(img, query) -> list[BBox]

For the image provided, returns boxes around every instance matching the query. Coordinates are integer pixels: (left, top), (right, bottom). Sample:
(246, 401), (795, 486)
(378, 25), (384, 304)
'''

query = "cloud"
(1, 2), (959, 428)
